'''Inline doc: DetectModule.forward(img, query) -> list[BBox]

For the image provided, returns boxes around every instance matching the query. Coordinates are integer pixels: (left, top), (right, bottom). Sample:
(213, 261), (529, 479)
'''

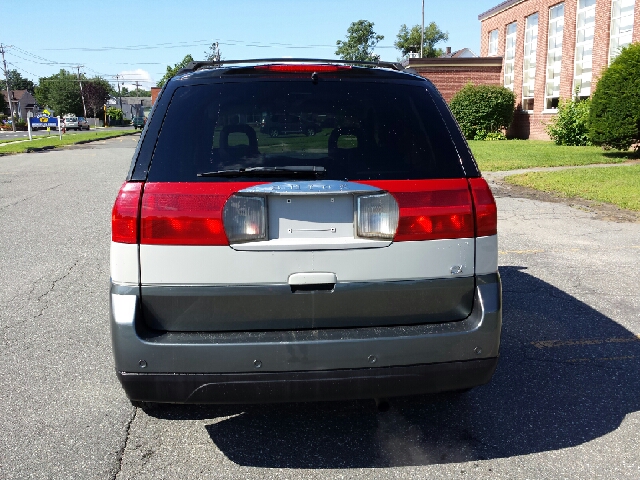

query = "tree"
(449, 84), (515, 140)
(545, 97), (592, 146)
(335, 20), (384, 62)
(83, 77), (112, 118)
(395, 23), (449, 58)
(157, 54), (194, 87)
(0, 69), (36, 94)
(0, 91), (7, 116)
(204, 42), (221, 62)
(589, 43), (640, 151)
(34, 69), (83, 116)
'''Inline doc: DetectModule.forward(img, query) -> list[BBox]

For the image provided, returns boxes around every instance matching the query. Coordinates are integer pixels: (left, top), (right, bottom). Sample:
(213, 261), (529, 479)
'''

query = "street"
(1, 137), (639, 479)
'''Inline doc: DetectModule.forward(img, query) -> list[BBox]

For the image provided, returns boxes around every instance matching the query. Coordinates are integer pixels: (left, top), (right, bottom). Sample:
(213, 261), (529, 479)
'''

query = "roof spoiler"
(176, 58), (407, 75)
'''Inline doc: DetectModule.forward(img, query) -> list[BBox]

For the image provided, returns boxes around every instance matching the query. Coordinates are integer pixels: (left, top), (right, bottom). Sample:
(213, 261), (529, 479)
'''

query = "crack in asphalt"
(113, 407), (137, 480)
(0, 183), (63, 210)
(35, 260), (80, 314)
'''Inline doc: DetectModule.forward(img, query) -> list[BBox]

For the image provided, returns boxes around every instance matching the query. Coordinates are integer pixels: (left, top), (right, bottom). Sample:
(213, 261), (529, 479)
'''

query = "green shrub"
(106, 107), (124, 120)
(449, 84), (515, 140)
(589, 43), (640, 151)
(545, 97), (592, 146)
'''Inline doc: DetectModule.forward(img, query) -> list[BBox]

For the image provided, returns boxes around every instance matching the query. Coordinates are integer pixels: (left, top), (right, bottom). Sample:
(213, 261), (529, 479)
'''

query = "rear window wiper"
(197, 166), (325, 177)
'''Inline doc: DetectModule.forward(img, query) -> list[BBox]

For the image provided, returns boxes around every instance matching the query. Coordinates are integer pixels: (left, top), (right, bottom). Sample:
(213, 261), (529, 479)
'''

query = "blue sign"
(30, 114), (59, 128)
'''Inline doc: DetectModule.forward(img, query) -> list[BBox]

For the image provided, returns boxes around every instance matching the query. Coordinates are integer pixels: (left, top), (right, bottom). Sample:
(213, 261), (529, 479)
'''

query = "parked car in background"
(77, 117), (90, 130)
(132, 116), (146, 130)
(63, 115), (79, 131)
(260, 113), (321, 137)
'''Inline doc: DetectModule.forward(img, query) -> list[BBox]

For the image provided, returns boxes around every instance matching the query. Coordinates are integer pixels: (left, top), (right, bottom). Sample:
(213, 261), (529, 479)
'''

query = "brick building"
(479, 0), (640, 139)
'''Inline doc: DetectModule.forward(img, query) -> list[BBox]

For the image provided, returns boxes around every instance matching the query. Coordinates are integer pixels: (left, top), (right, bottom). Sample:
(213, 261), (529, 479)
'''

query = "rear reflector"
(140, 183), (261, 245)
(468, 178), (498, 237)
(254, 64), (352, 73)
(112, 181), (143, 244)
(358, 180), (474, 241)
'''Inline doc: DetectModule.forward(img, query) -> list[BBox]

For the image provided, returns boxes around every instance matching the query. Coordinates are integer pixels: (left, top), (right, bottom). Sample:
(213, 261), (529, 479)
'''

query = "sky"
(0, 0), (500, 91)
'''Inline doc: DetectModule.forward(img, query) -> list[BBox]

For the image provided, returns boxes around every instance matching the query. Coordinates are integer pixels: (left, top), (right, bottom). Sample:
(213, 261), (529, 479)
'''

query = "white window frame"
(522, 13), (539, 112)
(504, 22), (518, 90)
(609, 0), (636, 63)
(488, 29), (499, 56)
(545, 3), (565, 110)
(573, 0), (596, 98)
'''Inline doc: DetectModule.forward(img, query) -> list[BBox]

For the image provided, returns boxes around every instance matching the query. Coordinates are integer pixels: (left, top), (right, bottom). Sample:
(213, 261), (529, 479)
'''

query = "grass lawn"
(0, 130), (136, 154)
(468, 139), (634, 171)
(504, 165), (640, 211)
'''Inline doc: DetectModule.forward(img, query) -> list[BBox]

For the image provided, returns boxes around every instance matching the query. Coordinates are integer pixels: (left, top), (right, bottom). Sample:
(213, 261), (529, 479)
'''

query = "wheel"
(269, 128), (279, 138)
(306, 128), (316, 136)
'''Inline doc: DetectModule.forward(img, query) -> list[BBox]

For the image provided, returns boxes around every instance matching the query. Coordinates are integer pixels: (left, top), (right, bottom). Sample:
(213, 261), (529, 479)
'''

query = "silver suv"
(110, 59), (501, 405)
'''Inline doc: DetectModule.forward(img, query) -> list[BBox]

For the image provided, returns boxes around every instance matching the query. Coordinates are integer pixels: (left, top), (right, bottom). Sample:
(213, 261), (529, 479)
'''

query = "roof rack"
(179, 58), (406, 74)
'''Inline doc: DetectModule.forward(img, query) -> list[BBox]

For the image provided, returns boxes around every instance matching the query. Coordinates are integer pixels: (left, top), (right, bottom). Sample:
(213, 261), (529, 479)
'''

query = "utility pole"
(74, 65), (87, 118)
(215, 42), (221, 62)
(115, 74), (122, 111)
(0, 44), (16, 132)
(421, 0), (425, 58)
(133, 80), (141, 97)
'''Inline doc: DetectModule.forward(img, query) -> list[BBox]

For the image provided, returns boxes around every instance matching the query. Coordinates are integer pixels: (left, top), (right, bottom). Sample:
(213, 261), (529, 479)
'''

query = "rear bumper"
(111, 273), (501, 403)
(118, 358), (498, 404)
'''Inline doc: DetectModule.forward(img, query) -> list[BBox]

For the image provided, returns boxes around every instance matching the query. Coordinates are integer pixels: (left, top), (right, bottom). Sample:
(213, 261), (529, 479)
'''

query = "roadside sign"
(28, 114), (62, 141)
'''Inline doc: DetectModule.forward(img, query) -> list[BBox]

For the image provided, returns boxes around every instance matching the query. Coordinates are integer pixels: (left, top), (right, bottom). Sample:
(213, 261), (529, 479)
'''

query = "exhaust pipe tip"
(374, 398), (390, 412)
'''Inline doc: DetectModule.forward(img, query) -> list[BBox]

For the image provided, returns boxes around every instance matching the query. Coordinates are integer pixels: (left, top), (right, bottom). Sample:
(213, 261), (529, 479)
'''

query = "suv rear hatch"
(117, 68), (495, 332)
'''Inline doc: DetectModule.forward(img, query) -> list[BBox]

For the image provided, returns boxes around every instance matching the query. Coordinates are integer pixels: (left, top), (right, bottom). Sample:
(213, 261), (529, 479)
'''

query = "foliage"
(545, 97), (592, 146)
(106, 107), (124, 120)
(505, 165), (640, 211)
(589, 43), (640, 151)
(35, 69), (83, 116)
(449, 84), (515, 140)
(468, 139), (631, 171)
(0, 69), (36, 93)
(394, 23), (448, 58)
(474, 130), (507, 141)
(120, 86), (151, 97)
(83, 77), (112, 118)
(204, 42), (222, 61)
(0, 92), (7, 114)
(335, 20), (384, 62)
(157, 54), (194, 87)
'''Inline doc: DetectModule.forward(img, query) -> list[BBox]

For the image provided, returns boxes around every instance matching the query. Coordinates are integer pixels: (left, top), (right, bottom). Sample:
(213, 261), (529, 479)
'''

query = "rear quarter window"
(147, 80), (467, 182)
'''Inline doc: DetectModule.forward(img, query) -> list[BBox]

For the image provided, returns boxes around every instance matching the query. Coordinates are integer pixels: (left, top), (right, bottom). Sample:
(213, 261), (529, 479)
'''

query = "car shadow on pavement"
(145, 265), (640, 468)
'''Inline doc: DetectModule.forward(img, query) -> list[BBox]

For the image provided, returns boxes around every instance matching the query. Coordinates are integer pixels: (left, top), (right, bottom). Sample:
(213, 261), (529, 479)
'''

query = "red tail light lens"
(140, 183), (261, 245)
(254, 64), (352, 73)
(468, 178), (497, 237)
(112, 181), (143, 244)
(360, 180), (474, 241)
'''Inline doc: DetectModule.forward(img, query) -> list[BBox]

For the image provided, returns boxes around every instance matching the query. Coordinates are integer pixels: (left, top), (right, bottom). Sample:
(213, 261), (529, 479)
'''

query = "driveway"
(1, 138), (638, 479)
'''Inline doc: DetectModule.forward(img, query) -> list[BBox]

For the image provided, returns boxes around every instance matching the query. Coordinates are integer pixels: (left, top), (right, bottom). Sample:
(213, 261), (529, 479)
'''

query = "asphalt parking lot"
(1, 137), (638, 479)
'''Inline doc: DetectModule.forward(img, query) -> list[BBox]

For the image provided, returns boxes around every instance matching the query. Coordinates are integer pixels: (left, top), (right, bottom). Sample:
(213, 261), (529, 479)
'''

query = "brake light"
(254, 64), (352, 73)
(356, 193), (399, 240)
(139, 183), (262, 245)
(468, 178), (497, 237)
(358, 180), (475, 241)
(223, 194), (267, 243)
(112, 181), (143, 244)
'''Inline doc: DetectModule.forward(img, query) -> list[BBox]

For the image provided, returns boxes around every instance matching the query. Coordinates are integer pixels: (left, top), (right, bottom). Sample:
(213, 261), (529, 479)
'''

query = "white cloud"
(116, 69), (155, 91)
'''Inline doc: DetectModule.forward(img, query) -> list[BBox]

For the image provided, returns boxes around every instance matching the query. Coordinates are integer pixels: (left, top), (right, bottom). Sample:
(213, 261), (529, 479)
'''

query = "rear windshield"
(147, 80), (465, 182)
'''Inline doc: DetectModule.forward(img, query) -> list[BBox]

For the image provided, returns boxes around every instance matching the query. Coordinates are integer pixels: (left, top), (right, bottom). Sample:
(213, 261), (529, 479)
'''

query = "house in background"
(1, 90), (37, 120)
(479, 0), (640, 139)
(107, 96), (153, 120)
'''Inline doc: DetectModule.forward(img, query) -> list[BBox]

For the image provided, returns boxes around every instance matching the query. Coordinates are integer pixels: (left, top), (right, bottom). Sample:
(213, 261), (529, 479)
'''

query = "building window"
(574, 0), (596, 99)
(545, 3), (565, 110)
(488, 29), (499, 56)
(522, 13), (538, 111)
(504, 22), (518, 90)
(609, 0), (636, 63)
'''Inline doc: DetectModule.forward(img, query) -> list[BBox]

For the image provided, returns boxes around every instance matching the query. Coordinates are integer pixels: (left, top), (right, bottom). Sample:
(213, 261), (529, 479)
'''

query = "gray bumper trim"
(111, 273), (501, 375)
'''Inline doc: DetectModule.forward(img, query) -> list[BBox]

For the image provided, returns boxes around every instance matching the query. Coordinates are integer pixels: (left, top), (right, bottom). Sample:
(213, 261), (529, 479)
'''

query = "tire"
(269, 129), (279, 138)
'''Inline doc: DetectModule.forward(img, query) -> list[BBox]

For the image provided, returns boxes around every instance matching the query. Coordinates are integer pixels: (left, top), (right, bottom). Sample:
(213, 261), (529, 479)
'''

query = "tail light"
(112, 181), (143, 243)
(223, 195), (267, 243)
(468, 178), (497, 237)
(139, 183), (260, 245)
(356, 193), (399, 240)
